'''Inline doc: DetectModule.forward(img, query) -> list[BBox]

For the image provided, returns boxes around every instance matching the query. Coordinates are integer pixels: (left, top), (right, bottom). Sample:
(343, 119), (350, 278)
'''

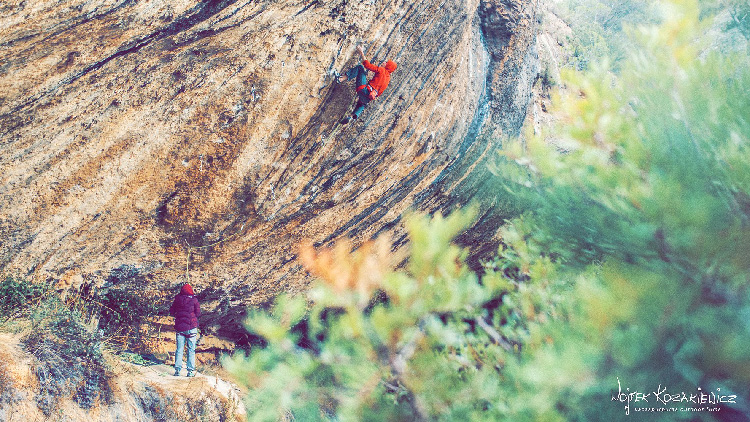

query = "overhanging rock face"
(0, 0), (539, 339)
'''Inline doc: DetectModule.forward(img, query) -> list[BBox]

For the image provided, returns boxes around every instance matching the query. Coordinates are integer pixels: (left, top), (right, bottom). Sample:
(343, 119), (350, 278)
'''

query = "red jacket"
(362, 59), (397, 96)
(170, 293), (200, 333)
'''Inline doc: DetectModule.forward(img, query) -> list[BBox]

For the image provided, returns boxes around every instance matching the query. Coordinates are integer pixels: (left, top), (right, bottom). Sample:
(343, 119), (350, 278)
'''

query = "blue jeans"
(175, 327), (198, 372)
(344, 64), (371, 118)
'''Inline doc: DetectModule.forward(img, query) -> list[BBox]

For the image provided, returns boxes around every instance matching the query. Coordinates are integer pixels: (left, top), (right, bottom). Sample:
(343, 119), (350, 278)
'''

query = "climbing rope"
(180, 223), (247, 347)
(183, 222), (246, 284)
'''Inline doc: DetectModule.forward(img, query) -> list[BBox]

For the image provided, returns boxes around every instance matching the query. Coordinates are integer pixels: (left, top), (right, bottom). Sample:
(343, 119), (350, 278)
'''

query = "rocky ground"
(0, 332), (244, 422)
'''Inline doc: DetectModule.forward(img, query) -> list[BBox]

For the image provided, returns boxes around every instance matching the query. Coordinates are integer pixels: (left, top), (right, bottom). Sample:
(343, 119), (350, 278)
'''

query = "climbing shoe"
(340, 113), (358, 125)
(186, 371), (196, 377)
(173, 369), (180, 376)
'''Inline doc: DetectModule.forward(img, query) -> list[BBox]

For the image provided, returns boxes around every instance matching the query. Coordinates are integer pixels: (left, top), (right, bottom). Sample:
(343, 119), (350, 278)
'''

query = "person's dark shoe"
(339, 116), (351, 125)
(186, 371), (196, 377)
(173, 369), (181, 376)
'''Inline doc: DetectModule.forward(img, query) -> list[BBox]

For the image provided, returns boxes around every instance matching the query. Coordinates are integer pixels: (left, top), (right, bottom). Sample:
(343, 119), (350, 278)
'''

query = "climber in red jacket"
(338, 45), (397, 124)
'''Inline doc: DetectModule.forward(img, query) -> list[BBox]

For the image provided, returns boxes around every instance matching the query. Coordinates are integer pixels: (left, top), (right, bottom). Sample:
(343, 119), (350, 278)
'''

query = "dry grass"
(0, 333), (43, 422)
(0, 334), (22, 405)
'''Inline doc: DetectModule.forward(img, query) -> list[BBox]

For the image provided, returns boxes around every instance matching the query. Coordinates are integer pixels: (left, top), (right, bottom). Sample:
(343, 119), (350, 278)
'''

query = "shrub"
(98, 287), (161, 333)
(22, 300), (112, 415)
(492, 0), (750, 419)
(0, 276), (47, 320)
(97, 265), (163, 348)
(555, 0), (654, 70)
(224, 210), (532, 421)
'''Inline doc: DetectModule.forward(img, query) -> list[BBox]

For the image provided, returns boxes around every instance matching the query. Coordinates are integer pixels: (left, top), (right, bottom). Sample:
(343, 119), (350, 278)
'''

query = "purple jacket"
(169, 293), (200, 333)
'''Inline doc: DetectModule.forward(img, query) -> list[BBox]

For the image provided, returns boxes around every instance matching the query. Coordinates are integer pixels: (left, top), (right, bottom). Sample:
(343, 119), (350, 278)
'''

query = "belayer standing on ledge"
(169, 283), (200, 377)
(338, 45), (397, 124)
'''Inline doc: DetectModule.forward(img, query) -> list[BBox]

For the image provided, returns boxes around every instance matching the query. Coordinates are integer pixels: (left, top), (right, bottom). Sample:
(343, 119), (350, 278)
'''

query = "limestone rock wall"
(0, 0), (540, 339)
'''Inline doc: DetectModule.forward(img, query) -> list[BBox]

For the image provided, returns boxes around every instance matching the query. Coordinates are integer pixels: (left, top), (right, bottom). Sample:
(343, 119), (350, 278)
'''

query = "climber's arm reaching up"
(359, 46), (379, 73)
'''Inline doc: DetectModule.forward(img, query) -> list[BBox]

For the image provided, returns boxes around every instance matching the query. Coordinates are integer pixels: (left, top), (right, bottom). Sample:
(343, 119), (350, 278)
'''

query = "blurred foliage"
(493, 0), (750, 419)
(704, 0), (750, 42)
(226, 1), (749, 421)
(554, 0), (654, 70)
(557, 0), (749, 70)
(226, 209), (529, 421)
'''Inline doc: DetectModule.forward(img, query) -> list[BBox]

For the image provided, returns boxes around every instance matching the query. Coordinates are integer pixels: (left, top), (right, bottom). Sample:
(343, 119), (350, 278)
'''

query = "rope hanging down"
(183, 223), (246, 283)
